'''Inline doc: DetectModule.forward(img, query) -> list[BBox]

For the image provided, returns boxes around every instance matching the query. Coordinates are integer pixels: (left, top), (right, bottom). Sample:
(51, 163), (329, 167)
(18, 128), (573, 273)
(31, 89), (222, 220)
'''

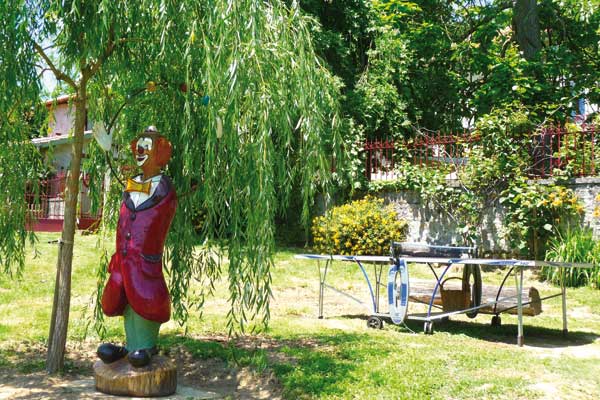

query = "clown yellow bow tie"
(125, 178), (151, 195)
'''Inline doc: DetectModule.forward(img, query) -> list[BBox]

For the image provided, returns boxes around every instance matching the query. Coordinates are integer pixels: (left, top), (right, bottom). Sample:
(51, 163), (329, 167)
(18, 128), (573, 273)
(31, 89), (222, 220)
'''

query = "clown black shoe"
(97, 343), (128, 364)
(128, 346), (158, 368)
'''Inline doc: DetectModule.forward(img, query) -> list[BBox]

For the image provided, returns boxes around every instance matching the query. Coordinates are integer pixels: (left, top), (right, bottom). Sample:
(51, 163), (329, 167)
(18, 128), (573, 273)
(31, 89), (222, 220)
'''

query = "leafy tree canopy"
(302, 0), (600, 138)
(1, 0), (343, 336)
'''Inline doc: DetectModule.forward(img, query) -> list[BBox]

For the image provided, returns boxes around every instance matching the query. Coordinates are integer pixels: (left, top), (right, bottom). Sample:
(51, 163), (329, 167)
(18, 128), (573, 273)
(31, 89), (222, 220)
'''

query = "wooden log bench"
(408, 278), (542, 316)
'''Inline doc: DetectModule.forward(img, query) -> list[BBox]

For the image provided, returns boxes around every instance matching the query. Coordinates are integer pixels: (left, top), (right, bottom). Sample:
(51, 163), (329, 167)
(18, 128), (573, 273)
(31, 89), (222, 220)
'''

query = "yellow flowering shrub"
(593, 193), (600, 218)
(311, 196), (407, 255)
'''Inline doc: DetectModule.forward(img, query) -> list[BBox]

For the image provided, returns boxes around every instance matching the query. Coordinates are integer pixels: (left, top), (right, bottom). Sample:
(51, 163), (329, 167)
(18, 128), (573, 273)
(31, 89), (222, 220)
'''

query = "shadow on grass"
(1, 331), (366, 398)
(0, 343), (91, 376)
(159, 331), (369, 398)
(273, 331), (390, 398)
(338, 313), (599, 348)
(424, 318), (599, 348)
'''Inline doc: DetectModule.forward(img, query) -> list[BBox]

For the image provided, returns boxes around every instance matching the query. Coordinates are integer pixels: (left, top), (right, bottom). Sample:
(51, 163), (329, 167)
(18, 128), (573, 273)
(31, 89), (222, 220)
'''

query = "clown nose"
(137, 146), (145, 155)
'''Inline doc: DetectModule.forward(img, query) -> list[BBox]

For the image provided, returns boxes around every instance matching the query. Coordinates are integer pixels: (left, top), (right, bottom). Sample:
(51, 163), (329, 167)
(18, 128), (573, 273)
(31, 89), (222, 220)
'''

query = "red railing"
(529, 125), (597, 178)
(363, 125), (600, 181)
(408, 131), (479, 169)
(364, 139), (395, 181)
(26, 172), (102, 232)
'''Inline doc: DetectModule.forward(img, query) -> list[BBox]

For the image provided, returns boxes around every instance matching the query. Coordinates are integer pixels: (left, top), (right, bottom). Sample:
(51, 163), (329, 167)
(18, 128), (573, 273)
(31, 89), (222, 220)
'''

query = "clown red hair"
(152, 136), (173, 167)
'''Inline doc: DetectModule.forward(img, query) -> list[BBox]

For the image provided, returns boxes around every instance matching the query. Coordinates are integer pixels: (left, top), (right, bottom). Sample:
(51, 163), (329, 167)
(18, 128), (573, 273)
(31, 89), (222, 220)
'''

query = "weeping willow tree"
(0, 0), (343, 373)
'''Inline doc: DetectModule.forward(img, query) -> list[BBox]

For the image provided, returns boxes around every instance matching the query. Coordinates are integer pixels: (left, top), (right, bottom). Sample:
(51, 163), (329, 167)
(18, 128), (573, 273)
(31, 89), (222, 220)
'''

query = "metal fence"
(408, 131), (479, 170)
(364, 139), (396, 181)
(529, 125), (598, 178)
(364, 125), (600, 181)
(26, 172), (102, 232)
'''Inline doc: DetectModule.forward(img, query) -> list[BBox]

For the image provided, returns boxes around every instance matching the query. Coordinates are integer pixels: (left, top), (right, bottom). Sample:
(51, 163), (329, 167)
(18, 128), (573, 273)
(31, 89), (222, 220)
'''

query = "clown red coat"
(101, 175), (177, 323)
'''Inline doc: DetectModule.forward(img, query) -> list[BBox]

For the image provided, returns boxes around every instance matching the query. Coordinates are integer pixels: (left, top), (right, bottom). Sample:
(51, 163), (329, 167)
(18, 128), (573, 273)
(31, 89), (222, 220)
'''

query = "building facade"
(28, 95), (101, 232)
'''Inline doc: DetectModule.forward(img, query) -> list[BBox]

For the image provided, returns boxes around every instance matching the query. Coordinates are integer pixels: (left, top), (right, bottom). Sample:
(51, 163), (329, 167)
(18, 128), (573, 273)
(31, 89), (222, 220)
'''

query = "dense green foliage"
(500, 180), (583, 257)
(544, 228), (600, 288)
(301, 0), (600, 139)
(300, 1), (600, 262)
(312, 196), (407, 255)
(1, 1), (343, 334)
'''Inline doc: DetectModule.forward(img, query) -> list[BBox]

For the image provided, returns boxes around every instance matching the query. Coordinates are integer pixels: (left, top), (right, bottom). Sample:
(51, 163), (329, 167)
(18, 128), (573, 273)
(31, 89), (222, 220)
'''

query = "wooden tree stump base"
(94, 355), (177, 397)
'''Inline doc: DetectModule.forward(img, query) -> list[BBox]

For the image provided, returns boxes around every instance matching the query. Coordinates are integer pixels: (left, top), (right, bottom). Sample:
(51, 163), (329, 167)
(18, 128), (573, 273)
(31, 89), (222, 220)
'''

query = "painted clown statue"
(97, 126), (177, 368)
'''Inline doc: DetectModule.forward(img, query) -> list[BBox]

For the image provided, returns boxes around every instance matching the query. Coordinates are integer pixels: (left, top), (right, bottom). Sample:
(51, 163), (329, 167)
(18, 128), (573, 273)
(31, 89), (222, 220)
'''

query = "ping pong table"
(295, 242), (592, 346)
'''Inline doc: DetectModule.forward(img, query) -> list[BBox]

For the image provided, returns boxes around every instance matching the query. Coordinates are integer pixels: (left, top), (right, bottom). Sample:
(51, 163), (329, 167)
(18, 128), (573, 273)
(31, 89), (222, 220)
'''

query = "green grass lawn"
(1, 233), (600, 399)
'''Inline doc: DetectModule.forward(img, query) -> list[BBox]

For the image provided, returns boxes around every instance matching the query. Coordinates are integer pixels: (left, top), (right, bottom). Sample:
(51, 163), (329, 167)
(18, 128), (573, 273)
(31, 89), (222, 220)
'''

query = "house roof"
(32, 130), (93, 148)
(44, 94), (75, 108)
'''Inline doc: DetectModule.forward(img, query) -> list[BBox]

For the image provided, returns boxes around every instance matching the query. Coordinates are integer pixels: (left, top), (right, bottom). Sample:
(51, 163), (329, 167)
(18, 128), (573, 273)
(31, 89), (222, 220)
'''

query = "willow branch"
(37, 68), (52, 79)
(86, 25), (116, 77)
(33, 42), (77, 89)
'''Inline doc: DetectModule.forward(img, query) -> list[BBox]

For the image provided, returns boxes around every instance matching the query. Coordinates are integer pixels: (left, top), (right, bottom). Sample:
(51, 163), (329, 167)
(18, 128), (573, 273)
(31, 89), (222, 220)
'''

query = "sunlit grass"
(1, 233), (600, 398)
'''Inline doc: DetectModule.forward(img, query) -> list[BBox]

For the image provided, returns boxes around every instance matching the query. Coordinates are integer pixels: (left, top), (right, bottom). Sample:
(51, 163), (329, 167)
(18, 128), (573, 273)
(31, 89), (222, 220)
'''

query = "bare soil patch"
(0, 339), (282, 400)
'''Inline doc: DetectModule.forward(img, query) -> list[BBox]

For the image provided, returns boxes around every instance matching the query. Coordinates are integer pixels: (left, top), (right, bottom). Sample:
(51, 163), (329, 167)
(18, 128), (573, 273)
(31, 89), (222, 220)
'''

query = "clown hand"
(93, 121), (113, 152)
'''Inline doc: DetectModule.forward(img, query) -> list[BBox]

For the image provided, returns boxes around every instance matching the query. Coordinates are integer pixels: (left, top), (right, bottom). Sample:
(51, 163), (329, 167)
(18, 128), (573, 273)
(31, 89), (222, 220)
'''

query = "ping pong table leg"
(374, 264), (383, 314)
(318, 259), (330, 319)
(515, 266), (524, 346)
(355, 260), (377, 314)
(561, 267), (568, 337)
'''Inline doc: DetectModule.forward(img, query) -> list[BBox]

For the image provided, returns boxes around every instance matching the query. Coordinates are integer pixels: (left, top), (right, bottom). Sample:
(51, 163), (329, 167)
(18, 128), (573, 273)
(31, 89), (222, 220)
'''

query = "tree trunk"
(513, 0), (542, 60)
(46, 83), (87, 373)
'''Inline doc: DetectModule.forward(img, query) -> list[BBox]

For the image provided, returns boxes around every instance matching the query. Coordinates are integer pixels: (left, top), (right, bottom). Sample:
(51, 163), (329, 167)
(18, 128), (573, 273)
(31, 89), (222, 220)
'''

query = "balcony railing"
(25, 171), (102, 232)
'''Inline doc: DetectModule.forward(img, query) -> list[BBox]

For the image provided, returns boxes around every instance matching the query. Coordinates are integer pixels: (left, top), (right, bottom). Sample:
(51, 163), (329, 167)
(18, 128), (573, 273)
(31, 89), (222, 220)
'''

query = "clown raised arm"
(97, 126), (177, 368)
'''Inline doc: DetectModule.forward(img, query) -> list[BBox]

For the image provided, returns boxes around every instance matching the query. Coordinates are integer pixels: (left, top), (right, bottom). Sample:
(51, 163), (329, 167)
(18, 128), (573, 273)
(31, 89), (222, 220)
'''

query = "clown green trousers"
(124, 305), (160, 352)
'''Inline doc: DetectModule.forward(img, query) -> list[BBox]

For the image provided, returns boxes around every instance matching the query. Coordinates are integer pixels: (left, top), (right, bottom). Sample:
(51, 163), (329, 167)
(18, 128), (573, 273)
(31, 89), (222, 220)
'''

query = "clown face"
(130, 128), (172, 180)
(135, 136), (153, 167)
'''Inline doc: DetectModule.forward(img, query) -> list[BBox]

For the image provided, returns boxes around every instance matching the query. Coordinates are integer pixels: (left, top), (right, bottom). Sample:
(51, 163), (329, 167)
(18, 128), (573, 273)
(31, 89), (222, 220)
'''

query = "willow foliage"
(1, 1), (342, 333)
(0, 2), (44, 274)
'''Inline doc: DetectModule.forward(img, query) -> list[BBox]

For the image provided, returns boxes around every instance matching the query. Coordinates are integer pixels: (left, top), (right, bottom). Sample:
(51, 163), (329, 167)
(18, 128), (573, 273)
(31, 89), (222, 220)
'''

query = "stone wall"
(379, 177), (600, 256)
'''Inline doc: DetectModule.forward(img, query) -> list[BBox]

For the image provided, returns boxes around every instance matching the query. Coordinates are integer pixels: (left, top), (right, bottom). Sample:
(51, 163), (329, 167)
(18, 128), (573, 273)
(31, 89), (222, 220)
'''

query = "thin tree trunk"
(46, 83), (87, 373)
(46, 241), (62, 357)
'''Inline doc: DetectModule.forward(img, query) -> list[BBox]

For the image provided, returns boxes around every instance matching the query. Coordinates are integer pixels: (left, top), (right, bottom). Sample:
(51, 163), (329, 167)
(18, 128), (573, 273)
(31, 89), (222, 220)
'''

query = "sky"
(37, 37), (59, 98)
(40, 69), (57, 96)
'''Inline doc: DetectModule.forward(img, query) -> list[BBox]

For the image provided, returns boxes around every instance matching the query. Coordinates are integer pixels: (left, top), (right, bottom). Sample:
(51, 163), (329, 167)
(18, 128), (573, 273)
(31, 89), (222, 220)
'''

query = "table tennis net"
(391, 242), (477, 259)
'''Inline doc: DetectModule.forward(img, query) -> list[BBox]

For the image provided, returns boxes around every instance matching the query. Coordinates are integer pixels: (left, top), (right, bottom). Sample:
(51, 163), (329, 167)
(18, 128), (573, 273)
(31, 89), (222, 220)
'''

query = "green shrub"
(501, 180), (583, 257)
(311, 196), (407, 255)
(543, 227), (600, 288)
